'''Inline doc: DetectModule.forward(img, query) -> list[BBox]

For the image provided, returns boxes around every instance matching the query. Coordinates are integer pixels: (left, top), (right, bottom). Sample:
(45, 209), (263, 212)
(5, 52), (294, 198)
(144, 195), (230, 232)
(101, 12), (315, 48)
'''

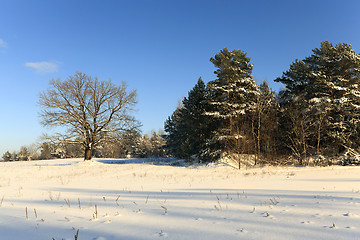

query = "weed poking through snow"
(161, 206), (168, 215)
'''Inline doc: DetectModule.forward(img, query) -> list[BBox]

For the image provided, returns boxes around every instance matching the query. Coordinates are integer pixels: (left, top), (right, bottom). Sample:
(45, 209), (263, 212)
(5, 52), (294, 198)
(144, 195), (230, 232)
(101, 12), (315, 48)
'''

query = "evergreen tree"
(39, 142), (53, 160)
(120, 129), (142, 157)
(276, 41), (360, 160)
(204, 48), (259, 161)
(11, 151), (19, 161)
(132, 134), (149, 158)
(180, 77), (209, 158)
(164, 104), (187, 158)
(150, 131), (167, 157)
(2, 151), (11, 161)
(306, 41), (360, 151)
(64, 142), (83, 158)
(165, 78), (208, 159)
(18, 146), (30, 161)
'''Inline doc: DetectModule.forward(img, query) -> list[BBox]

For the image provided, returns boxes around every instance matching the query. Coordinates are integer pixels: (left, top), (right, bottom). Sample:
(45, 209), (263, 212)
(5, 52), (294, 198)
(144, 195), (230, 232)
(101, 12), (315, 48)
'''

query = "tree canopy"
(39, 72), (138, 160)
(276, 41), (360, 159)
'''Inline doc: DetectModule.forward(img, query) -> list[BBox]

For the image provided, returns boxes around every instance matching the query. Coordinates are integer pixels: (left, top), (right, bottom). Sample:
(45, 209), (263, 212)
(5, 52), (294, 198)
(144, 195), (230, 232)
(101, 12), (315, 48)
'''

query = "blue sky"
(0, 0), (359, 156)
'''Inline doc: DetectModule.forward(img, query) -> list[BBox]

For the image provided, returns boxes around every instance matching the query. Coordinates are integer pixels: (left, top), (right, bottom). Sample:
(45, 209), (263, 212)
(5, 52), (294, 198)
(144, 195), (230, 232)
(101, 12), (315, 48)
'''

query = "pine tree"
(204, 48), (259, 161)
(276, 41), (360, 160)
(305, 41), (360, 151)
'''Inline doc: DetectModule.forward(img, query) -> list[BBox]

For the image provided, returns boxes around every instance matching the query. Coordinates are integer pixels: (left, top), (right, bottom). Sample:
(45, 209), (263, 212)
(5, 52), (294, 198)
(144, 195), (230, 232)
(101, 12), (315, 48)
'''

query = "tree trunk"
(257, 110), (261, 165)
(317, 119), (322, 156)
(84, 146), (93, 160)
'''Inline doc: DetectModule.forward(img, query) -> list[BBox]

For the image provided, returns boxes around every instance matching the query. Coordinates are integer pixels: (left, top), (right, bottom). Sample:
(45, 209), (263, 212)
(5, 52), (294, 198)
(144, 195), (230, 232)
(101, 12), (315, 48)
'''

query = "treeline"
(1, 130), (167, 161)
(2, 41), (360, 166)
(165, 41), (360, 167)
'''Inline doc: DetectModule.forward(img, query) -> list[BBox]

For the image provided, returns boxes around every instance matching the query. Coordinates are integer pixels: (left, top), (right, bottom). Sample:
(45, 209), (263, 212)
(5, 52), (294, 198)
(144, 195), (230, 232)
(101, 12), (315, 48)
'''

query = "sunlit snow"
(0, 158), (359, 239)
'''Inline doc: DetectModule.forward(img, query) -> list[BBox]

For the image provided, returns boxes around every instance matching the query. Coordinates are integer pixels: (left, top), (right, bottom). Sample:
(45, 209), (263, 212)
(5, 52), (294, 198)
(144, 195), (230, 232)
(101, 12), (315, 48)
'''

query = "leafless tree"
(252, 81), (278, 164)
(39, 72), (138, 160)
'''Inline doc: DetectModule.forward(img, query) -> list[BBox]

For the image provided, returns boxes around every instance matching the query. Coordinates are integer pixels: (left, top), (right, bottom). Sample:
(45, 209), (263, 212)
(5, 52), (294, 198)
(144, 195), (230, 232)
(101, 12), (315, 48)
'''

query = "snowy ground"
(0, 158), (360, 240)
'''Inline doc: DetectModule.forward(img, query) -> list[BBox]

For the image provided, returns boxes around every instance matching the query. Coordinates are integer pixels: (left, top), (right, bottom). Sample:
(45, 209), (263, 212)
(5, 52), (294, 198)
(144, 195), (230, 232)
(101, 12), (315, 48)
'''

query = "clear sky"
(0, 0), (359, 157)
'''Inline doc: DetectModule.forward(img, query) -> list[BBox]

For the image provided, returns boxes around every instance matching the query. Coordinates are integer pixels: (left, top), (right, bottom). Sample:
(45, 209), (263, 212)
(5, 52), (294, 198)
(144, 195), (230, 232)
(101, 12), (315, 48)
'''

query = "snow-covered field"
(0, 158), (360, 240)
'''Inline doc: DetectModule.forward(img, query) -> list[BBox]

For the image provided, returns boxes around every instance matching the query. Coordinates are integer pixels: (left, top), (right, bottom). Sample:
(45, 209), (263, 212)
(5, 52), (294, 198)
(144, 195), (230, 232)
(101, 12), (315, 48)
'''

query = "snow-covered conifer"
(204, 48), (259, 160)
(276, 41), (360, 158)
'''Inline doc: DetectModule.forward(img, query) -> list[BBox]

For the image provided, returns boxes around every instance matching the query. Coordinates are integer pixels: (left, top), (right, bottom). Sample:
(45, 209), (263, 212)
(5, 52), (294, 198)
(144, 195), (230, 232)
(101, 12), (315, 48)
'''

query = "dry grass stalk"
(115, 195), (120, 206)
(64, 198), (71, 207)
(74, 229), (79, 240)
(0, 195), (4, 207)
(94, 204), (98, 219)
(161, 206), (168, 214)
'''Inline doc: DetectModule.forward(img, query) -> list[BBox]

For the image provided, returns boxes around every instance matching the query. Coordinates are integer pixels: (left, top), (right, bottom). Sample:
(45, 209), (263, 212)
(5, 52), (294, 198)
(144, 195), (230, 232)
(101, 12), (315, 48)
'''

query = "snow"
(1, 158), (360, 239)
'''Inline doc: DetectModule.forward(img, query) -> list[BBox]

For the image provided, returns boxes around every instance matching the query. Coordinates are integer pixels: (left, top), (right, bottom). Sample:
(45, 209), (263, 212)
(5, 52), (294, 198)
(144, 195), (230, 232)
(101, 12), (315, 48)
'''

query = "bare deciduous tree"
(39, 72), (138, 160)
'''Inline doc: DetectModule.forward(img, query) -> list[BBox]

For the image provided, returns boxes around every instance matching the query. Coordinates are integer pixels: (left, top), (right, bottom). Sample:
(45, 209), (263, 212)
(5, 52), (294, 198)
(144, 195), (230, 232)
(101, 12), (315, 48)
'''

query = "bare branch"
(38, 71), (138, 160)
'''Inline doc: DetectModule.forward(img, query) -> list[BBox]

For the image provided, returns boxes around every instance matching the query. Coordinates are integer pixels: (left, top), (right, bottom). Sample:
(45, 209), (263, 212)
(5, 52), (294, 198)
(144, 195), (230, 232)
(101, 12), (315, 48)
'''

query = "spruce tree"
(181, 77), (209, 159)
(164, 78), (208, 160)
(164, 105), (187, 158)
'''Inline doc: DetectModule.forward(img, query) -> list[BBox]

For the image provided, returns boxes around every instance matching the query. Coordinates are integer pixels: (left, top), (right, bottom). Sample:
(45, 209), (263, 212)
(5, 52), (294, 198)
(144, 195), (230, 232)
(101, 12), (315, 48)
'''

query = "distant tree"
(26, 144), (40, 160)
(11, 151), (19, 161)
(2, 151), (11, 161)
(39, 72), (138, 160)
(63, 142), (83, 158)
(119, 129), (142, 157)
(18, 146), (30, 161)
(150, 131), (167, 157)
(136, 134), (153, 158)
(130, 131), (167, 158)
(95, 137), (122, 158)
(94, 130), (138, 158)
(39, 142), (53, 160)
